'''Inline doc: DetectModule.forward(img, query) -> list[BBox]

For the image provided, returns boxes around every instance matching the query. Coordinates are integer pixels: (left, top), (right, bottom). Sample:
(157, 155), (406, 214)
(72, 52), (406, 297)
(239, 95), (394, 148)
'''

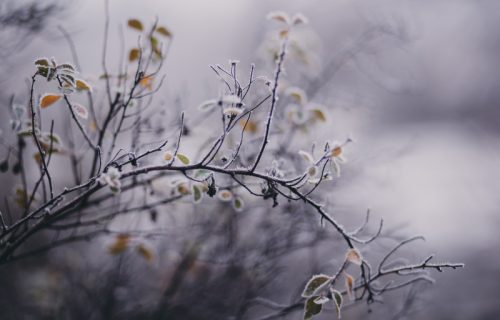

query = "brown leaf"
(108, 234), (130, 255)
(129, 48), (140, 62)
(156, 26), (172, 37)
(137, 244), (153, 262)
(127, 19), (143, 31)
(239, 119), (258, 133)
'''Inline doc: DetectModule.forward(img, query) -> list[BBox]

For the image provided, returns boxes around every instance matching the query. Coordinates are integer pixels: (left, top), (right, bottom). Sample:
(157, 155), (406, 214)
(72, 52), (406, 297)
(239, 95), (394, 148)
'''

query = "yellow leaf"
(108, 234), (130, 255)
(137, 244), (153, 262)
(129, 48), (140, 62)
(39, 94), (62, 109)
(279, 29), (289, 39)
(139, 76), (153, 91)
(156, 26), (172, 37)
(75, 79), (92, 92)
(127, 19), (143, 31)
(34, 152), (42, 165)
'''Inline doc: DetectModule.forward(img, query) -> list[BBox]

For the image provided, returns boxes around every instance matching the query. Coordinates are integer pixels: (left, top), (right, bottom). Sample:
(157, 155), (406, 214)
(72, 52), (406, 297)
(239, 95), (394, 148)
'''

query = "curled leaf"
(292, 13), (309, 26)
(310, 108), (326, 122)
(39, 94), (62, 109)
(267, 11), (291, 25)
(346, 248), (363, 266)
(330, 289), (343, 319)
(345, 273), (354, 300)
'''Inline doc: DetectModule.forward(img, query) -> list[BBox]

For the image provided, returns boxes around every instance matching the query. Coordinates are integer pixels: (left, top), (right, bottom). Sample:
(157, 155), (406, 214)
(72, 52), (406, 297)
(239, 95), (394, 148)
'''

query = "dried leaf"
(331, 146), (342, 158)
(139, 76), (153, 91)
(239, 119), (258, 133)
(302, 274), (332, 298)
(218, 190), (233, 202)
(75, 79), (92, 92)
(345, 248), (363, 266)
(286, 87), (307, 104)
(127, 19), (143, 31)
(108, 234), (130, 255)
(311, 108), (326, 122)
(156, 26), (172, 37)
(39, 94), (62, 109)
(129, 48), (140, 62)
(345, 273), (354, 300)
(136, 243), (153, 262)
(163, 151), (174, 161)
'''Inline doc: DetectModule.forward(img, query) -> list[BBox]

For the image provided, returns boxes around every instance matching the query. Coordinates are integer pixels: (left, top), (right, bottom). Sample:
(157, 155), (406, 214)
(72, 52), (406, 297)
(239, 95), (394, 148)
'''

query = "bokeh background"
(1, 0), (499, 319)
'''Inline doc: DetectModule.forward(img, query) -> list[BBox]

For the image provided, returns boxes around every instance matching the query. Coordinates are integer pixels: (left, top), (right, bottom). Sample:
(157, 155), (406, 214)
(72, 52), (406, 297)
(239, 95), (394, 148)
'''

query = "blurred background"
(1, 0), (499, 319)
